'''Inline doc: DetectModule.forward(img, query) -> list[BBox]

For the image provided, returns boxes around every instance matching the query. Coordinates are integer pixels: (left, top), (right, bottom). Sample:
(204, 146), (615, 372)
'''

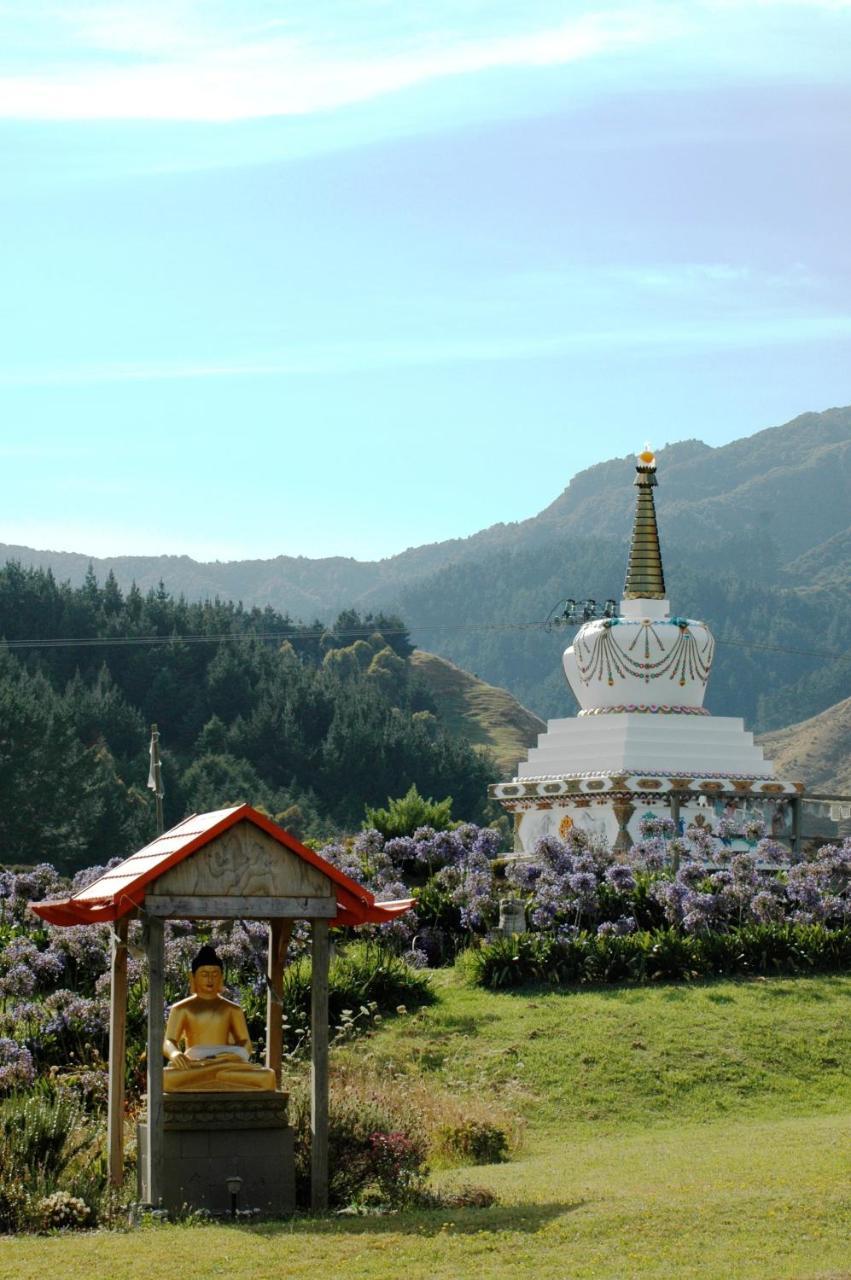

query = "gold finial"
(624, 446), (666, 599)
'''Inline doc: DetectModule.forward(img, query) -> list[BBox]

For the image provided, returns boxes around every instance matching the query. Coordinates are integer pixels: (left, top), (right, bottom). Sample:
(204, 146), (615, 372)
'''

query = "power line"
(0, 623), (845, 662)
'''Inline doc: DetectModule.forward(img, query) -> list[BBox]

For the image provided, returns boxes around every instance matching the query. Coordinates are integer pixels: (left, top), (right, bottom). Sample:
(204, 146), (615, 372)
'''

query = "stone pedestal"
(137, 1091), (295, 1217)
(498, 897), (527, 935)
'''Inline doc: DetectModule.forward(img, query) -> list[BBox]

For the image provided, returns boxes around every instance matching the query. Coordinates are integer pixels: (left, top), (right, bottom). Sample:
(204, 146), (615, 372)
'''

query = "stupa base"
(490, 771), (804, 853)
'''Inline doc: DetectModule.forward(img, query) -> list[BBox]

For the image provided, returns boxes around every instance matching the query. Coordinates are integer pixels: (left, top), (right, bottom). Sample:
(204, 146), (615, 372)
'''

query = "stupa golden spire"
(623, 445), (666, 600)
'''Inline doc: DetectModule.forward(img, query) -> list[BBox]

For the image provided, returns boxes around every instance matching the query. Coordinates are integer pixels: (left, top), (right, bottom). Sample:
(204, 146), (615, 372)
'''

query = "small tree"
(365, 783), (453, 838)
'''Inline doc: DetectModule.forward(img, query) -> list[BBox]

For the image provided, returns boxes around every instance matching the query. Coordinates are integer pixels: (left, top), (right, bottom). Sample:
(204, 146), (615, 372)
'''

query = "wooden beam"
(145, 916), (165, 1208)
(310, 920), (330, 1213)
(107, 916), (128, 1188)
(143, 895), (337, 919)
(266, 919), (292, 1089)
(791, 794), (802, 858)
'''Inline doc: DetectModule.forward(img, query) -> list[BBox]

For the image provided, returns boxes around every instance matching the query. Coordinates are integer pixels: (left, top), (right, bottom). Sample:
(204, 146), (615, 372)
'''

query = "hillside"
(758, 695), (851, 794)
(411, 651), (544, 778)
(3, 406), (848, 613)
(786, 525), (851, 592)
(2, 405), (849, 730)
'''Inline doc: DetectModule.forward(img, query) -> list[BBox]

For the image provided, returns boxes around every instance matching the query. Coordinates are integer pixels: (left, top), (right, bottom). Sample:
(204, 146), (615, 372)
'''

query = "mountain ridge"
(3, 405), (849, 731)
(4, 406), (849, 616)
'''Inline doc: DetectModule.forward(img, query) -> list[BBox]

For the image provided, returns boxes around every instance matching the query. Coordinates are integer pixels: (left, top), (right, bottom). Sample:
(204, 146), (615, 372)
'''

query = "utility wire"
(0, 624), (845, 662)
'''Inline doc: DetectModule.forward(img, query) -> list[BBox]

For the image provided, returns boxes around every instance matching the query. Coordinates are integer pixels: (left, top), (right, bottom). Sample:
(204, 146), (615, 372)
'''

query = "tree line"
(0, 563), (496, 873)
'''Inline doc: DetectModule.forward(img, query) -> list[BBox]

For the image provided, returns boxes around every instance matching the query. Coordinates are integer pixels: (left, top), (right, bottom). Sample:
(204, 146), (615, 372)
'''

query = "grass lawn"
(3, 973), (849, 1280)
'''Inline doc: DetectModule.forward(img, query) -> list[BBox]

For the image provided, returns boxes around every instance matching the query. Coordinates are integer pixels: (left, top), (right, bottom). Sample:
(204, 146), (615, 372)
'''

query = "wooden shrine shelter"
(31, 804), (412, 1212)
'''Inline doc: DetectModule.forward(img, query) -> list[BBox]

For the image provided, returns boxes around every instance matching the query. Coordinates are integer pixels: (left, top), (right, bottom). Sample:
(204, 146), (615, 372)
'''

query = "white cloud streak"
(0, 0), (848, 122)
(2, 313), (849, 387)
(0, 5), (681, 120)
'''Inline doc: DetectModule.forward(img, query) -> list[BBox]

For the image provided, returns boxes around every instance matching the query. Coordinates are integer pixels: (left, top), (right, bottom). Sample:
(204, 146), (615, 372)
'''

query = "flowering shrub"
(0, 1088), (104, 1233)
(35, 1191), (91, 1230)
(0, 1038), (34, 1091)
(317, 823), (503, 956)
(366, 1130), (429, 1208)
(289, 1077), (430, 1209)
(506, 830), (851, 939)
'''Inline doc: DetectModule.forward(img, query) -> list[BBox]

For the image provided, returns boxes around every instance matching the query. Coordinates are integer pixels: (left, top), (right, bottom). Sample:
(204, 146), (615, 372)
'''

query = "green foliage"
(276, 943), (434, 1054)
(0, 649), (148, 873)
(365, 783), (454, 838)
(0, 565), (497, 870)
(0, 1087), (107, 1232)
(463, 923), (851, 990)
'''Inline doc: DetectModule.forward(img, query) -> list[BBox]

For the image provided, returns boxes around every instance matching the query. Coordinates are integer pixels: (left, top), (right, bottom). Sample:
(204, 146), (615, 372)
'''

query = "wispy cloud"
(2, 312), (849, 386)
(0, 4), (682, 120)
(1, 1), (849, 121)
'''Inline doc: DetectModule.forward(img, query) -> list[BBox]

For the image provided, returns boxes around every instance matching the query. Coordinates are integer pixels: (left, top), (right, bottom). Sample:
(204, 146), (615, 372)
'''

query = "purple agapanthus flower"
(606, 864), (636, 894)
(0, 1039), (34, 1091)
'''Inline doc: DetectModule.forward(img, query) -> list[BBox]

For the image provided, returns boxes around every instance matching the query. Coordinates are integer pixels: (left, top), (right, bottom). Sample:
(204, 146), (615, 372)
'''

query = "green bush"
(0, 1087), (87, 1183)
(433, 1119), (509, 1166)
(288, 1079), (430, 1210)
(0, 1087), (107, 1232)
(247, 943), (434, 1058)
(365, 784), (453, 838)
(463, 924), (851, 990)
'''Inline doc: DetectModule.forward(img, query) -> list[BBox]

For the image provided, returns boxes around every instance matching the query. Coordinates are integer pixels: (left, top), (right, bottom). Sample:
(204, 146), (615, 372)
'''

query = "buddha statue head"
(189, 944), (226, 999)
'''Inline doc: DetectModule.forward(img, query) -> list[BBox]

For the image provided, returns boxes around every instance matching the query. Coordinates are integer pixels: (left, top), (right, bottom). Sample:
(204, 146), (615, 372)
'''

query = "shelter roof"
(30, 804), (412, 928)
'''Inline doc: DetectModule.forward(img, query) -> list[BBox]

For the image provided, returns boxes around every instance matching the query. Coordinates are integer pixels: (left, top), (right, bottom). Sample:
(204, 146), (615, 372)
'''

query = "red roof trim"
(29, 804), (412, 929)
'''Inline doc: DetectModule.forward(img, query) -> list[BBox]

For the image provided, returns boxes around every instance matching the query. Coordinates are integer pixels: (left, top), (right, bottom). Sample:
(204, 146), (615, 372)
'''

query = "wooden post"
(107, 916), (128, 1188)
(669, 792), (682, 873)
(145, 916), (165, 1207)
(612, 798), (635, 853)
(266, 919), (292, 1088)
(150, 723), (164, 837)
(310, 919), (330, 1213)
(791, 794), (802, 859)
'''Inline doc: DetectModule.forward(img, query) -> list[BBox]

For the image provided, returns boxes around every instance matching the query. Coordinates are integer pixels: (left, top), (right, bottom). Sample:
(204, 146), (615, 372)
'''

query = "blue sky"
(0, 1), (849, 561)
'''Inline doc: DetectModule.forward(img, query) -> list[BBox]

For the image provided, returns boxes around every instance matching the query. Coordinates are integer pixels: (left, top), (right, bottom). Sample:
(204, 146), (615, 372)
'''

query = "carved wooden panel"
(155, 822), (334, 900)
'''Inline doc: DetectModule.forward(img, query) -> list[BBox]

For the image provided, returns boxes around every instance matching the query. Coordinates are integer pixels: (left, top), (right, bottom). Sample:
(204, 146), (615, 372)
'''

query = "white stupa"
(492, 448), (803, 851)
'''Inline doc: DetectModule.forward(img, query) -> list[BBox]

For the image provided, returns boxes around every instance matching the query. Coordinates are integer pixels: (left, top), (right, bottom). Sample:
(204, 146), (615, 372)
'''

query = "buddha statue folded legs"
(162, 945), (278, 1094)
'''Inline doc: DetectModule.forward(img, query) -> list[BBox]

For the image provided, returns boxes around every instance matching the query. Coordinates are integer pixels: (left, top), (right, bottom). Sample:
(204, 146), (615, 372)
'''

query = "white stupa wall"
(517, 712), (776, 780)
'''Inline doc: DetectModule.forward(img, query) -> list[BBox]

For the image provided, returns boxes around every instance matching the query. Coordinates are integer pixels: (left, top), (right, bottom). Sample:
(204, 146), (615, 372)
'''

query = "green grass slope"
(5, 974), (849, 1280)
(412, 649), (544, 778)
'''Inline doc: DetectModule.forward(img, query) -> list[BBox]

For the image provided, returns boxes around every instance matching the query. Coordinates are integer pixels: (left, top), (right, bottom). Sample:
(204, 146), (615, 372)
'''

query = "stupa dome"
(563, 447), (715, 714)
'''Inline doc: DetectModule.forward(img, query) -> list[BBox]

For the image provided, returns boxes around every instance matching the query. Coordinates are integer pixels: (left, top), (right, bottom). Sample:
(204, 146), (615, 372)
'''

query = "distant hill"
(4, 406), (849, 612)
(758, 696), (851, 795)
(411, 651), (544, 778)
(533, 405), (851, 562)
(2, 405), (849, 730)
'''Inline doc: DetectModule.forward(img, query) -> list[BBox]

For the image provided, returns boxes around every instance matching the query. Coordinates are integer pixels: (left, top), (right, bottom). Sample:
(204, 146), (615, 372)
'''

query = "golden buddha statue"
(163, 945), (277, 1093)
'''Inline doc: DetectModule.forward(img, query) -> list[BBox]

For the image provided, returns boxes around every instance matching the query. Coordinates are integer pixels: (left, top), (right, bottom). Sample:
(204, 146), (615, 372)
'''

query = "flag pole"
(148, 723), (164, 836)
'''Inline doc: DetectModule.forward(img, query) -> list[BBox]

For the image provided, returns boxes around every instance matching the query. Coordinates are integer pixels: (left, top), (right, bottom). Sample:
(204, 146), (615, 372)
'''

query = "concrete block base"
(137, 1091), (295, 1217)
